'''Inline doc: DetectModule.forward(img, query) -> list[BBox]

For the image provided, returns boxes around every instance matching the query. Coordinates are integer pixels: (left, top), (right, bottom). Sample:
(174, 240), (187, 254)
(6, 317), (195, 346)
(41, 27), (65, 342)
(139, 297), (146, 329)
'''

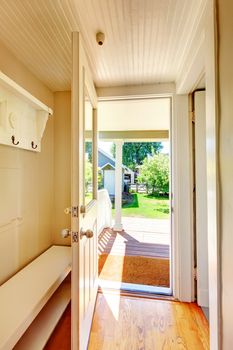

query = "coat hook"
(11, 135), (19, 145)
(31, 141), (38, 149)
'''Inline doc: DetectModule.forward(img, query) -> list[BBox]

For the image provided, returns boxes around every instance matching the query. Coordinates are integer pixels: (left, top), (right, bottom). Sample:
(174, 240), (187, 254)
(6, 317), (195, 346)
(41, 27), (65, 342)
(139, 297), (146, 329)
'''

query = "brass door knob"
(61, 228), (71, 238)
(80, 228), (94, 239)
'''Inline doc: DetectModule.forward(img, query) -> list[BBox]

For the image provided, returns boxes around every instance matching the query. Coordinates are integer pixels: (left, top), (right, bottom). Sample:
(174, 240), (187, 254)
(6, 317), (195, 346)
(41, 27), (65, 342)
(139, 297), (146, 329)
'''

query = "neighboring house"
(98, 148), (134, 195)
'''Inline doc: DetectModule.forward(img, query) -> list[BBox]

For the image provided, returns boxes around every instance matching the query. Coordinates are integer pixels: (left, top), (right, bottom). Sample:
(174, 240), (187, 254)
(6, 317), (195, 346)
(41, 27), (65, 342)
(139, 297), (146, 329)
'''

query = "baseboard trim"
(197, 288), (209, 307)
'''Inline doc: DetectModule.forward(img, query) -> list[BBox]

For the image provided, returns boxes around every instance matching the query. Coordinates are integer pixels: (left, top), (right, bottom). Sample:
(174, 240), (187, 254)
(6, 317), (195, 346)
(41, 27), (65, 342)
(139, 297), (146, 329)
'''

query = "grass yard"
(112, 193), (170, 219)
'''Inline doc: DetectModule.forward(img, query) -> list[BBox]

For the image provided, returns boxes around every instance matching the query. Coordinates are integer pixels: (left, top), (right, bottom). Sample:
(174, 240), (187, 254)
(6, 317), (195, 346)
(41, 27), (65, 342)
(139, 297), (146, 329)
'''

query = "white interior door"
(71, 32), (98, 350)
(195, 90), (209, 307)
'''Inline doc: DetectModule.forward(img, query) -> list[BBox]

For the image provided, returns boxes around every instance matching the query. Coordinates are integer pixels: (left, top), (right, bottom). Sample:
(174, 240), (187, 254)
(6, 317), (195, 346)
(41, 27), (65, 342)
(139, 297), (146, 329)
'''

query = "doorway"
(97, 97), (172, 295)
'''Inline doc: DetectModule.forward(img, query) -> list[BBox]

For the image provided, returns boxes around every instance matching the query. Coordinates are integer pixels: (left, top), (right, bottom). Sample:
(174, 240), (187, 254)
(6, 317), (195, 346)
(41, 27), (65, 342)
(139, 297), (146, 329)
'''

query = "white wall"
(218, 0), (233, 348)
(173, 3), (220, 345)
(98, 98), (170, 131)
(0, 40), (53, 108)
(0, 41), (54, 284)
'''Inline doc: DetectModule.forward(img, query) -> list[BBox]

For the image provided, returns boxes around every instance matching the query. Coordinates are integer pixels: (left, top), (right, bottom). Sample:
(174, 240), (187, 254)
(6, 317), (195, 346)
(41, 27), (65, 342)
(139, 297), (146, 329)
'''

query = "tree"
(85, 141), (92, 162)
(85, 159), (92, 193)
(98, 168), (104, 189)
(111, 142), (163, 171)
(137, 154), (169, 194)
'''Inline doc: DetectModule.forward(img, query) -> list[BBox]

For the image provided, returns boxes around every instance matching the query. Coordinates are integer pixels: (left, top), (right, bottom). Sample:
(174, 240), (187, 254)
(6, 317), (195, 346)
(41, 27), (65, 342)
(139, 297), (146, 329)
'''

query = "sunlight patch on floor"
(100, 287), (121, 321)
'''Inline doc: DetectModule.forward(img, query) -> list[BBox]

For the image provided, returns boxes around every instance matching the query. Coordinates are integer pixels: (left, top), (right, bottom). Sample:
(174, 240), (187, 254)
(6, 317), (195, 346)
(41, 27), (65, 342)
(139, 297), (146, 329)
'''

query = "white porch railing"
(97, 189), (112, 234)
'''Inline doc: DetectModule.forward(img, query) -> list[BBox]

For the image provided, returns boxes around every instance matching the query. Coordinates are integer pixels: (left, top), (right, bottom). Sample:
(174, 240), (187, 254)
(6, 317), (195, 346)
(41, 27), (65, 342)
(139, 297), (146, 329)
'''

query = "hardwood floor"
(88, 293), (209, 350)
(45, 293), (209, 350)
(44, 303), (71, 350)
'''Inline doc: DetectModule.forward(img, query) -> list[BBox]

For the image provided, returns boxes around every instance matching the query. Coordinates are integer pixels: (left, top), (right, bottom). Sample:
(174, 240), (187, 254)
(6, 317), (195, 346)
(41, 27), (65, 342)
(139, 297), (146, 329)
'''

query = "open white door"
(71, 32), (98, 350)
(194, 90), (209, 308)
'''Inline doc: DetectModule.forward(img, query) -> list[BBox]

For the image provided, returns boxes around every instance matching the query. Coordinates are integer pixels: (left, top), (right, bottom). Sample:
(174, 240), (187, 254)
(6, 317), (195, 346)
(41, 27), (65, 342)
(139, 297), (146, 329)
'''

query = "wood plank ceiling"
(0, 0), (206, 91)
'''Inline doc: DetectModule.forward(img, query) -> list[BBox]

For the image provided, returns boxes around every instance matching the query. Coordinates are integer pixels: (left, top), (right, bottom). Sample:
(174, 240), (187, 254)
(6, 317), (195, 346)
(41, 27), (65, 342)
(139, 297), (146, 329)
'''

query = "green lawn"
(112, 193), (170, 219)
(85, 192), (93, 205)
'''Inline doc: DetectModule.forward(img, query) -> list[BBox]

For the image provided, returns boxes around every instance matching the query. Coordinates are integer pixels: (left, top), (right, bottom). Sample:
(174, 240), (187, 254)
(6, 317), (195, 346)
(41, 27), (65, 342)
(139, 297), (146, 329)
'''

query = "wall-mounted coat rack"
(0, 71), (53, 152)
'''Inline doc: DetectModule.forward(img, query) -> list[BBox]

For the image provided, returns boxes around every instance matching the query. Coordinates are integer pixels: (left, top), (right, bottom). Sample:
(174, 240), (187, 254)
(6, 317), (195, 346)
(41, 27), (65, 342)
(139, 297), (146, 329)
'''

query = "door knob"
(61, 228), (71, 238)
(80, 228), (94, 239)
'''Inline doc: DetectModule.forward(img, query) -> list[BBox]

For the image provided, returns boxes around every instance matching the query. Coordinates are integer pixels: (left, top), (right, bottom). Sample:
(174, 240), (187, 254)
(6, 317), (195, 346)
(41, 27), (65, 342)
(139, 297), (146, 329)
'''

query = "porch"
(98, 217), (170, 258)
(98, 216), (170, 288)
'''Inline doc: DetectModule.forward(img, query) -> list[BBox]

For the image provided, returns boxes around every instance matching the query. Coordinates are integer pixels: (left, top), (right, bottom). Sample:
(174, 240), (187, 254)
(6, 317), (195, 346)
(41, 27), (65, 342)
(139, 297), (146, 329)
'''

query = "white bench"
(0, 245), (71, 350)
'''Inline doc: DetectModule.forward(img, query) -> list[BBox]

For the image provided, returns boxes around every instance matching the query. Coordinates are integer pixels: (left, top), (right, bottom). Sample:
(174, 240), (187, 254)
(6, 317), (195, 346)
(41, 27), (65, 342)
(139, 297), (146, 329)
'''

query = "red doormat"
(99, 254), (170, 287)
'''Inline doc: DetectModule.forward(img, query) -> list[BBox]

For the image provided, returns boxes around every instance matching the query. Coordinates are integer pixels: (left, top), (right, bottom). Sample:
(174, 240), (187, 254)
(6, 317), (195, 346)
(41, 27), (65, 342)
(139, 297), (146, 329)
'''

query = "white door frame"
(194, 90), (209, 308)
(98, 94), (188, 299)
(97, 90), (203, 303)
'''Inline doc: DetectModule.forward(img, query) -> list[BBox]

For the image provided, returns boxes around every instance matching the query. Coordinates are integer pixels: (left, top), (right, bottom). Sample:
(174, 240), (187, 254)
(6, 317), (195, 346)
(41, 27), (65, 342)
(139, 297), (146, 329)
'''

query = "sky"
(98, 141), (170, 156)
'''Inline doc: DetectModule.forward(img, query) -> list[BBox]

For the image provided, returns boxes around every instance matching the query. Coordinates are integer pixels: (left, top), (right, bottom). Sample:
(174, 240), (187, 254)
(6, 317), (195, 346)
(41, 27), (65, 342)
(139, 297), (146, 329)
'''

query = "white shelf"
(0, 71), (53, 152)
(14, 279), (71, 350)
(0, 72), (53, 114)
(0, 245), (71, 350)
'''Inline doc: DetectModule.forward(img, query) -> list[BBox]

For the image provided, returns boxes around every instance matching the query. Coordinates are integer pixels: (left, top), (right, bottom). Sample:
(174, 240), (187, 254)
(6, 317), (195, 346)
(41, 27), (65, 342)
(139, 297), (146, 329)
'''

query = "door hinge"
(72, 231), (79, 243)
(194, 267), (197, 280)
(72, 206), (78, 217)
(190, 110), (195, 122)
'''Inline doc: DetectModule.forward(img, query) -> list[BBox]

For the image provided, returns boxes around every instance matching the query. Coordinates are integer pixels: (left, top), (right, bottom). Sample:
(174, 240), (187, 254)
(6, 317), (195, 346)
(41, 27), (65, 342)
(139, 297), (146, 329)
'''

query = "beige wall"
(53, 92), (71, 245)
(0, 42), (72, 283)
(205, 2), (220, 348)
(218, 1), (233, 348)
(0, 40), (53, 108)
(0, 42), (54, 284)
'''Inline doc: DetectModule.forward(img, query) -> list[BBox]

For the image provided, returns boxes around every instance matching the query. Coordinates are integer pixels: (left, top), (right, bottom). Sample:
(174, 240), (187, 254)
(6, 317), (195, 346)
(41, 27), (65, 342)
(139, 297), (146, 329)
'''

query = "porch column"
(113, 140), (124, 231)
(131, 171), (135, 184)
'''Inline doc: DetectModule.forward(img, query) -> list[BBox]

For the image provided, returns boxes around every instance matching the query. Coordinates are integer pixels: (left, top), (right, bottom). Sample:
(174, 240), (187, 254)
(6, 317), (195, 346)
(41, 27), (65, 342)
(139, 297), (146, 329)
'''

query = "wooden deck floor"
(98, 227), (170, 259)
